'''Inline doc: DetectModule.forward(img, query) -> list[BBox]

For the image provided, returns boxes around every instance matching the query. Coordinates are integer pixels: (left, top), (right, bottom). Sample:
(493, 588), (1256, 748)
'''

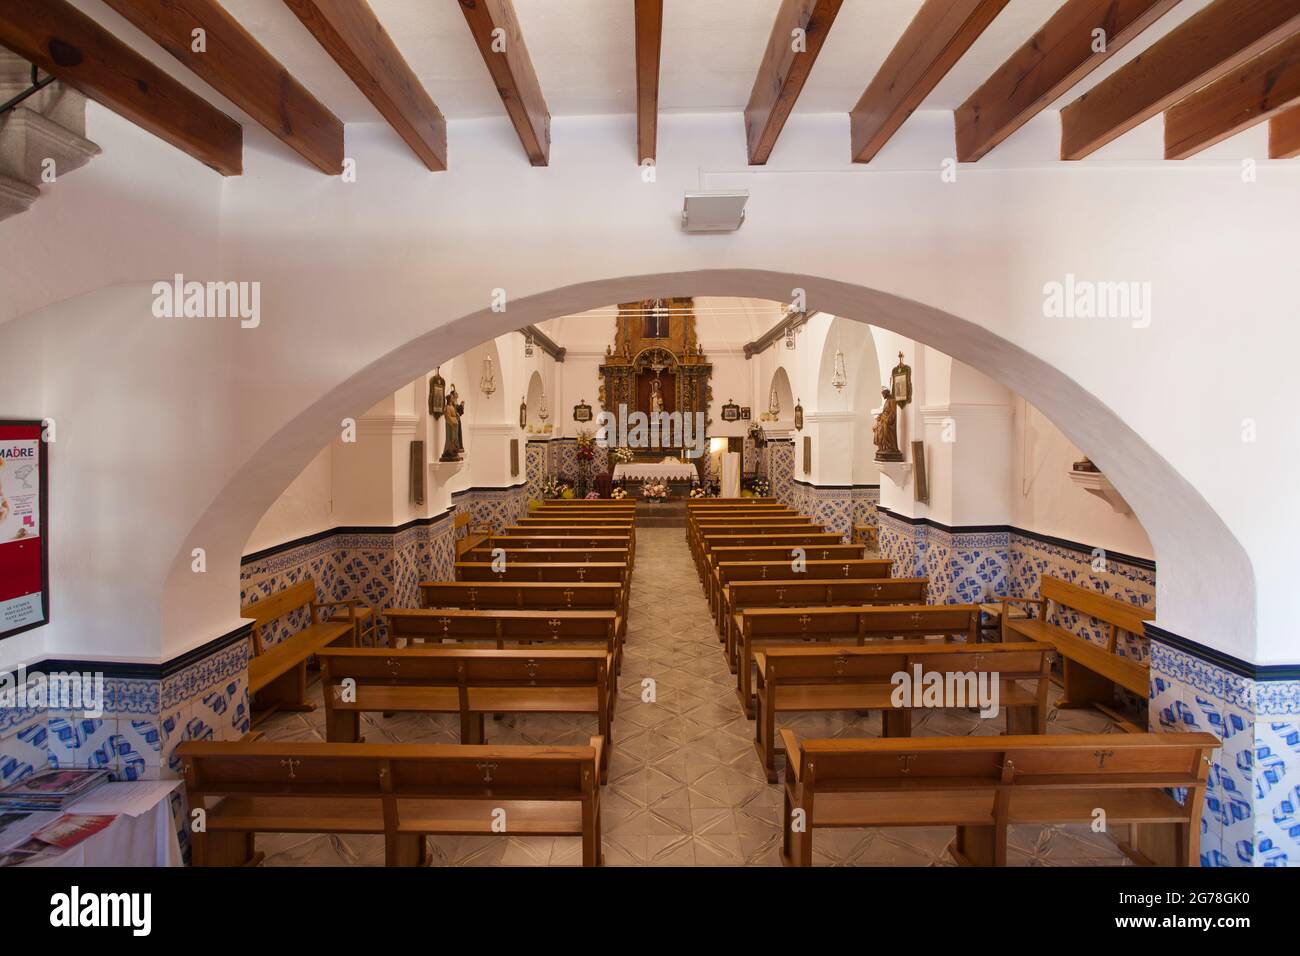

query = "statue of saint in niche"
(873, 387), (904, 462)
(440, 385), (465, 462)
(649, 378), (665, 414)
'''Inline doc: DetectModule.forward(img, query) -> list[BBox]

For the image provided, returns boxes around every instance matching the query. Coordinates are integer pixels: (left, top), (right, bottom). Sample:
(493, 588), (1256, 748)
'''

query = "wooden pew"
(454, 511), (494, 559)
(779, 731), (1217, 867)
(711, 557), (893, 621)
(178, 737), (605, 866)
(753, 641), (1052, 781)
(705, 544), (866, 613)
(455, 560), (629, 588)
(319, 647), (613, 782)
(1000, 575), (1154, 719)
(696, 531), (840, 579)
(240, 579), (364, 723)
(463, 545), (631, 566)
(540, 498), (635, 506)
(515, 517), (635, 528)
(385, 607), (623, 674)
(686, 497), (781, 508)
(721, 577), (931, 670)
(735, 604), (982, 716)
(418, 580), (627, 639)
(688, 517), (815, 562)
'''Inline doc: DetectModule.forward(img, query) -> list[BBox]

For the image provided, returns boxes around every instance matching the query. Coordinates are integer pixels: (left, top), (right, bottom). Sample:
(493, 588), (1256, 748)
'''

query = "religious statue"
(440, 384), (465, 461)
(649, 378), (664, 414)
(873, 387), (904, 462)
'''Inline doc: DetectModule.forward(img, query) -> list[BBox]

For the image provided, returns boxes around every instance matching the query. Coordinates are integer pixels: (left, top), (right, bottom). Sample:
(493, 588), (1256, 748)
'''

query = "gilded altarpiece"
(598, 298), (712, 458)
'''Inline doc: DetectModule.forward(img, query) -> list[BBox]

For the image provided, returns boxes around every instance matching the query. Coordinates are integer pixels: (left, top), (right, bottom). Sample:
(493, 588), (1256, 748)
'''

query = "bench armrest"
(318, 598), (369, 617)
(778, 729), (802, 782)
(997, 596), (1043, 618)
(589, 736), (605, 777)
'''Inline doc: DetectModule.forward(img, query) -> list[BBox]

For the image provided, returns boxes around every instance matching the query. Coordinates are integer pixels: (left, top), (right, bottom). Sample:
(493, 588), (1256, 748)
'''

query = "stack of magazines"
(0, 769), (111, 812)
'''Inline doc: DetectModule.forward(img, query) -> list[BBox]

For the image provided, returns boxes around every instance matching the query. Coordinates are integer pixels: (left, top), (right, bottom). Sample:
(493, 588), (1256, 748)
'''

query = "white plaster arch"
(155, 269), (1254, 667)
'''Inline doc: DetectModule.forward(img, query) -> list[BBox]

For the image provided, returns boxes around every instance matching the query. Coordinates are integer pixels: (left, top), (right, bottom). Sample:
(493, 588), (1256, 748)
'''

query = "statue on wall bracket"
(873, 386), (904, 462)
(440, 384), (465, 461)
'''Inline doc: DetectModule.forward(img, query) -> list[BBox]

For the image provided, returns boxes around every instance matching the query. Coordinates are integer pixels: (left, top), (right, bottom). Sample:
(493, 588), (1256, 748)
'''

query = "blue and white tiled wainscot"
(1149, 633), (1300, 867)
(788, 481), (879, 542)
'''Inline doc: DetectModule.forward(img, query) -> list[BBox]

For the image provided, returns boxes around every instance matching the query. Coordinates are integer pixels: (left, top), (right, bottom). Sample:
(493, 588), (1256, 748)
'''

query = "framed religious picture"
(0, 420), (50, 641)
(721, 399), (740, 422)
(519, 398), (527, 430)
(510, 439), (520, 477)
(573, 399), (593, 423)
(793, 400), (803, 431)
(428, 370), (446, 418)
(912, 440), (929, 503)
(740, 406), (751, 421)
(890, 353), (913, 407)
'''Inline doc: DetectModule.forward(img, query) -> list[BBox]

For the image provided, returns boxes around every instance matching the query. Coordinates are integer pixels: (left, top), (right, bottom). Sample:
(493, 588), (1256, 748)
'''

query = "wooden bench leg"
(1118, 822), (1190, 867)
(881, 708), (911, 738)
(754, 696), (778, 784)
(326, 708), (361, 743)
(386, 833), (426, 867)
(1004, 704), (1039, 736)
(461, 712), (486, 745)
(255, 661), (315, 715)
(194, 829), (259, 867)
(1059, 660), (1116, 710)
(952, 824), (1003, 866)
(581, 798), (600, 867)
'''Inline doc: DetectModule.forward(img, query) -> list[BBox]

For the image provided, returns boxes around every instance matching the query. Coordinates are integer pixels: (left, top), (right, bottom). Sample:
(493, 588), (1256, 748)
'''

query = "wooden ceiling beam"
(851, 0), (1010, 164)
(1270, 104), (1300, 156)
(633, 0), (662, 165)
(1165, 31), (1300, 158)
(0, 0), (241, 174)
(457, 0), (550, 166)
(284, 0), (447, 171)
(1060, 0), (1300, 160)
(102, 0), (342, 174)
(745, 0), (844, 165)
(956, 0), (1181, 163)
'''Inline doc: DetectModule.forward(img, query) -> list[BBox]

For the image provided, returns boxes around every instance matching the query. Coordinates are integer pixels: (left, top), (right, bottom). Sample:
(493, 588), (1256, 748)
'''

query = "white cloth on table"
(22, 780), (183, 867)
(613, 462), (698, 482)
(721, 452), (741, 498)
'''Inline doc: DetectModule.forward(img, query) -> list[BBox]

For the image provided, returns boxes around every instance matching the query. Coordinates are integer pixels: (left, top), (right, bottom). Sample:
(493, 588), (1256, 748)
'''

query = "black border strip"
(240, 481), (528, 565)
(792, 478), (880, 491)
(32, 621), (253, 681)
(875, 505), (1157, 572)
(1145, 624), (1300, 681)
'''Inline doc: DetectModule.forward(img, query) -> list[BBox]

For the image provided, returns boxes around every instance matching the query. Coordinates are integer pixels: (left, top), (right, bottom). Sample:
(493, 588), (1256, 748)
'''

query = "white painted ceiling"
(200, 0), (1210, 124)
(538, 296), (786, 350)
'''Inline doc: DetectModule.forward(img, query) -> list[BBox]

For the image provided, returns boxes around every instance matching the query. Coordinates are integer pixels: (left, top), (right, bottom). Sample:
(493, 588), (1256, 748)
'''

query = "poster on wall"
(0, 421), (48, 640)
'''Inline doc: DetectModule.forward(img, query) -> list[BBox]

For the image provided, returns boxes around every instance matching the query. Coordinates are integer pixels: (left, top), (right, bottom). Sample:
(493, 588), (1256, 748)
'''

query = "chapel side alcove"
(158, 271), (1257, 672)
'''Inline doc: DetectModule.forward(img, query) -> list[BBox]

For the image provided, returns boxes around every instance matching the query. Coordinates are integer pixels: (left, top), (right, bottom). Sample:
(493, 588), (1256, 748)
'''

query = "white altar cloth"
(613, 462), (698, 482)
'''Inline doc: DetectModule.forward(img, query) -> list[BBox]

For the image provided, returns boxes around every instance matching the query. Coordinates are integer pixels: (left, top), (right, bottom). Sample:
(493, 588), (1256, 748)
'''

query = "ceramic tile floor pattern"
(259, 527), (1132, 867)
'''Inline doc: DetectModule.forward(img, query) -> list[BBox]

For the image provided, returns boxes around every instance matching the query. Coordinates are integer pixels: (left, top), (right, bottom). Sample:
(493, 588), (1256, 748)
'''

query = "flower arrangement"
(540, 476), (571, 499)
(610, 486), (628, 500)
(689, 485), (712, 499)
(575, 429), (596, 463)
(745, 476), (771, 498)
(611, 446), (635, 464)
(585, 491), (600, 500)
(641, 480), (668, 502)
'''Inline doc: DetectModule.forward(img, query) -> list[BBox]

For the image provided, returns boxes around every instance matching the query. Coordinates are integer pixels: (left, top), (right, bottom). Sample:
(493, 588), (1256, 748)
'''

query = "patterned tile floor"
(259, 527), (1132, 867)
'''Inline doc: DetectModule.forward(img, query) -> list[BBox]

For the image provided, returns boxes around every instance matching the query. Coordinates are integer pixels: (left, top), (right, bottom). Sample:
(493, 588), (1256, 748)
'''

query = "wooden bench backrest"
(455, 561), (629, 584)
(793, 732), (1216, 793)
(178, 740), (598, 799)
(702, 532), (840, 552)
(718, 559), (892, 583)
(761, 641), (1051, 682)
(240, 578), (318, 628)
(385, 608), (617, 644)
(686, 498), (779, 508)
(515, 517), (634, 526)
(493, 534), (630, 548)
(693, 519), (813, 533)
(320, 647), (608, 688)
(709, 545), (864, 564)
(729, 578), (929, 608)
(1040, 574), (1154, 635)
(419, 581), (622, 610)
(743, 604), (980, 640)
(464, 546), (631, 564)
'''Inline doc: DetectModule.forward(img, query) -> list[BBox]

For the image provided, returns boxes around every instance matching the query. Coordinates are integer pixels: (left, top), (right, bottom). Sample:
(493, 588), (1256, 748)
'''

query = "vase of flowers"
(689, 484), (712, 499)
(541, 476), (571, 500)
(610, 486), (628, 500)
(641, 480), (668, 504)
(612, 446), (635, 464)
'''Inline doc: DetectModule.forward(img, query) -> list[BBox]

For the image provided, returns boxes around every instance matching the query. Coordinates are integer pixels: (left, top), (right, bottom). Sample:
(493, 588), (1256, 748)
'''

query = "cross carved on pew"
(563, 589), (574, 606)
(897, 754), (916, 774)
(842, 565), (850, 576)
(1094, 750), (1116, 768)
(548, 618), (562, 639)
(476, 761), (498, 783)
(577, 568), (586, 581)
(467, 588), (478, 607)
(385, 657), (401, 676)
(280, 757), (301, 779)
(798, 615), (811, 632)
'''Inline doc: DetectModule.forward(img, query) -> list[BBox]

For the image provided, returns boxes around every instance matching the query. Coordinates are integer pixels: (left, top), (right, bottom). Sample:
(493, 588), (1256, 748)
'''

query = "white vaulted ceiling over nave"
(77, 0), (1215, 122)
(537, 297), (785, 353)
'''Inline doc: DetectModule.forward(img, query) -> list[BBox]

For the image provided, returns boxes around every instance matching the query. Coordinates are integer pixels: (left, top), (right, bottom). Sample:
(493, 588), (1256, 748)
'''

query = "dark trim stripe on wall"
(1145, 624), (1300, 682)
(34, 621), (254, 681)
(875, 505), (1156, 572)
(792, 479), (879, 491)
(240, 482), (528, 566)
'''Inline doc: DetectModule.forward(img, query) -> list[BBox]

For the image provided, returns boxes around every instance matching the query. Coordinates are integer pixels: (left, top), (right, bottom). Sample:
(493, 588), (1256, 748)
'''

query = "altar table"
(613, 462), (698, 482)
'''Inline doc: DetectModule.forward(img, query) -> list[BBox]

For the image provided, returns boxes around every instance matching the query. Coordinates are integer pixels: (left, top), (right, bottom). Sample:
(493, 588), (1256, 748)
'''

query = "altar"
(613, 461), (699, 483)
